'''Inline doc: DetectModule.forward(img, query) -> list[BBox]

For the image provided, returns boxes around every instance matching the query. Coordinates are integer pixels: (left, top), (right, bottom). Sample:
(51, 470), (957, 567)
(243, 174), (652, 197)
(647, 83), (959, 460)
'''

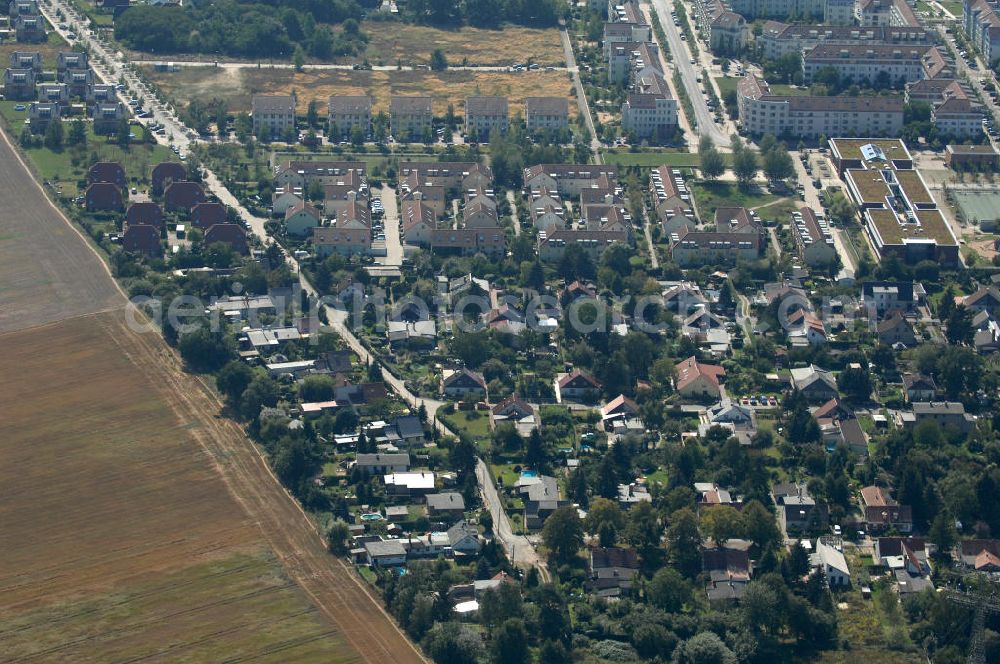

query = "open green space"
(602, 149), (703, 168)
(690, 180), (781, 220)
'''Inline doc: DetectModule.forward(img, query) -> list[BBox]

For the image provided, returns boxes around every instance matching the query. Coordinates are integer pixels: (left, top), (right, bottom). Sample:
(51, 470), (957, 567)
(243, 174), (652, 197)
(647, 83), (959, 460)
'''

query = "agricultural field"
(0, 125), (425, 663)
(0, 312), (359, 662)
(143, 65), (576, 118)
(0, 130), (121, 334)
(359, 21), (564, 67)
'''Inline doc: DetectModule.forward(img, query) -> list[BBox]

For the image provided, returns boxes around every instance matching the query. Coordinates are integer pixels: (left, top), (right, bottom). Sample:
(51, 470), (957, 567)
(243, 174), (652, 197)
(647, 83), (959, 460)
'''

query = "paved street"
(648, 0), (728, 147)
(792, 151), (858, 274)
(376, 184), (402, 267)
(560, 20), (603, 162)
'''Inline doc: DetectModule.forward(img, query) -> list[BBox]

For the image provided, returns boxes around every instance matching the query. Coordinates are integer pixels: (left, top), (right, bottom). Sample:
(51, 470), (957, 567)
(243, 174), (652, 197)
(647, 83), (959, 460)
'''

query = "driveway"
(559, 20), (603, 161)
(791, 151), (858, 274)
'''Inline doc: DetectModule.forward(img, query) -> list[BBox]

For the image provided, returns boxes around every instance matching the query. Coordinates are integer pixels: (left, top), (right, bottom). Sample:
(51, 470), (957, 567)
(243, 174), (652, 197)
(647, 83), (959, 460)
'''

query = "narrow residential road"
(376, 184), (402, 267)
(642, 208), (660, 269)
(506, 190), (521, 237)
(648, 0), (729, 147)
(559, 20), (603, 163)
(791, 151), (858, 274)
(639, 3), (697, 150)
(476, 460), (550, 582)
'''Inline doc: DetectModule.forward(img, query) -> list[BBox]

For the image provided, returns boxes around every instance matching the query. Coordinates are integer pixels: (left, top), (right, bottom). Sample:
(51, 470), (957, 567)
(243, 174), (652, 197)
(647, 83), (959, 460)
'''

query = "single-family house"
(164, 181), (206, 212)
(364, 539), (408, 567)
(522, 475), (567, 529)
(356, 452), (410, 474)
(556, 369), (602, 401)
(85, 182), (124, 212)
(447, 520), (483, 557)
(190, 202), (228, 229)
(861, 485), (913, 533)
(151, 161), (186, 196)
(876, 313), (917, 346)
(203, 224), (249, 255)
(88, 161), (126, 186)
(442, 368), (487, 399)
(121, 224), (161, 257)
(587, 547), (640, 596)
(790, 365), (839, 402)
(773, 482), (829, 532)
(675, 356), (726, 399)
(902, 373), (937, 402)
(125, 202), (164, 229)
(813, 537), (851, 587)
(426, 492), (466, 522)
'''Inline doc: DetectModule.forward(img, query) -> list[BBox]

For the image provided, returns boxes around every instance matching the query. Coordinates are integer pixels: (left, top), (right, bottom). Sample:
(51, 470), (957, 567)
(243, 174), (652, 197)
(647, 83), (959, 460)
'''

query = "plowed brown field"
(0, 123), (425, 663)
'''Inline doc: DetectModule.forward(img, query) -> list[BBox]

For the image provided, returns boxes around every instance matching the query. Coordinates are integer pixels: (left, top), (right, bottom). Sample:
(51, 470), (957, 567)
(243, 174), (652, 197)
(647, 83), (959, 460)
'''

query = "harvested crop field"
(145, 65), (576, 118)
(360, 21), (564, 67)
(0, 129), (121, 334)
(0, 312), (358, 662)
(0, 121), (426, 662)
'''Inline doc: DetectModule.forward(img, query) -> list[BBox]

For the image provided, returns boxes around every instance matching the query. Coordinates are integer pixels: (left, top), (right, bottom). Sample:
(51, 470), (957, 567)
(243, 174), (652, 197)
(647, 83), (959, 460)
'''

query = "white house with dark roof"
(327, 95), (373, 139)
(526, 96), (569, 134)
(252, 95), (296, 140)
(465, 95), (508, 140)
(442, 368), (487, 398)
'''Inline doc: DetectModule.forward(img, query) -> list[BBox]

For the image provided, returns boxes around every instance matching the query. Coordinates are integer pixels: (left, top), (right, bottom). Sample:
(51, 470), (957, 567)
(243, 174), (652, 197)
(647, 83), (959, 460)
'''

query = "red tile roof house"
(121, 224), (162, 257)
(87, 161), (126, 187)
(674, 356), (726, 400)
(203, 223), (249, 255)
(125, 202), (164, 229)
(85, 182), (124, 212)
(151, 161), (186, 196)
(190, 202), (228, 229)
(164, 181), (206, 212)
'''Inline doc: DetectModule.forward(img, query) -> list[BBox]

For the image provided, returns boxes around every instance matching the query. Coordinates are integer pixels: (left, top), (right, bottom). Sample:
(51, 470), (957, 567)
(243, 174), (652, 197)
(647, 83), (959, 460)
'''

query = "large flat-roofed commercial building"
(801, 44), (949, 85)
(831, 138), (960, 266)
(737, 75), (903, 139)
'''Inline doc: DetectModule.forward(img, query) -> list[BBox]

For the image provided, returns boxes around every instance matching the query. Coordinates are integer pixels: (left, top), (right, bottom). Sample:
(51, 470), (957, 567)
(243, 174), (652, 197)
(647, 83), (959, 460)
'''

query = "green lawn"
(439, 408), (492, 447)
(21, 123), (175, 198)
(714, 76), (738, 98)
(690, 180), (781, 220)
(768, 84), (812, 97)
(940, 0), (963, 15)
(602, 149), (703, 168)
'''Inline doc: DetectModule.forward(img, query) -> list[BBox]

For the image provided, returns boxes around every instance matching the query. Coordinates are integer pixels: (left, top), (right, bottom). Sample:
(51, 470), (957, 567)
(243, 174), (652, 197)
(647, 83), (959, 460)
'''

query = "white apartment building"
(327, 95), (373, 139)
(737, 75), (904, 139)
(251, 95), (296, 141)
(801, 44), (948, 85)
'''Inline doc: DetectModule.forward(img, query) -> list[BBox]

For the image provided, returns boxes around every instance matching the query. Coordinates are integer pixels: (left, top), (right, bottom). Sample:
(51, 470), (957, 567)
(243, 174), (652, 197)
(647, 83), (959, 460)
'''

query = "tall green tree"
(541, 505), (584, 565)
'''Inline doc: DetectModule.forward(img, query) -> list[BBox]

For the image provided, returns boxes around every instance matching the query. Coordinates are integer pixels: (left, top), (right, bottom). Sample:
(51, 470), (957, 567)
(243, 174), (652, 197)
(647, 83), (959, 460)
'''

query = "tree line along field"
(0, 311), (361, 663)
(142, 65), (577, 120)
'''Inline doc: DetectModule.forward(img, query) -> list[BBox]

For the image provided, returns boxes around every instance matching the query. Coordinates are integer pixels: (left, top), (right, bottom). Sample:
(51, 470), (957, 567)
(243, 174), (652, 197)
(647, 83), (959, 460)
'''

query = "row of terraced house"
(251, 94), (571, 143)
